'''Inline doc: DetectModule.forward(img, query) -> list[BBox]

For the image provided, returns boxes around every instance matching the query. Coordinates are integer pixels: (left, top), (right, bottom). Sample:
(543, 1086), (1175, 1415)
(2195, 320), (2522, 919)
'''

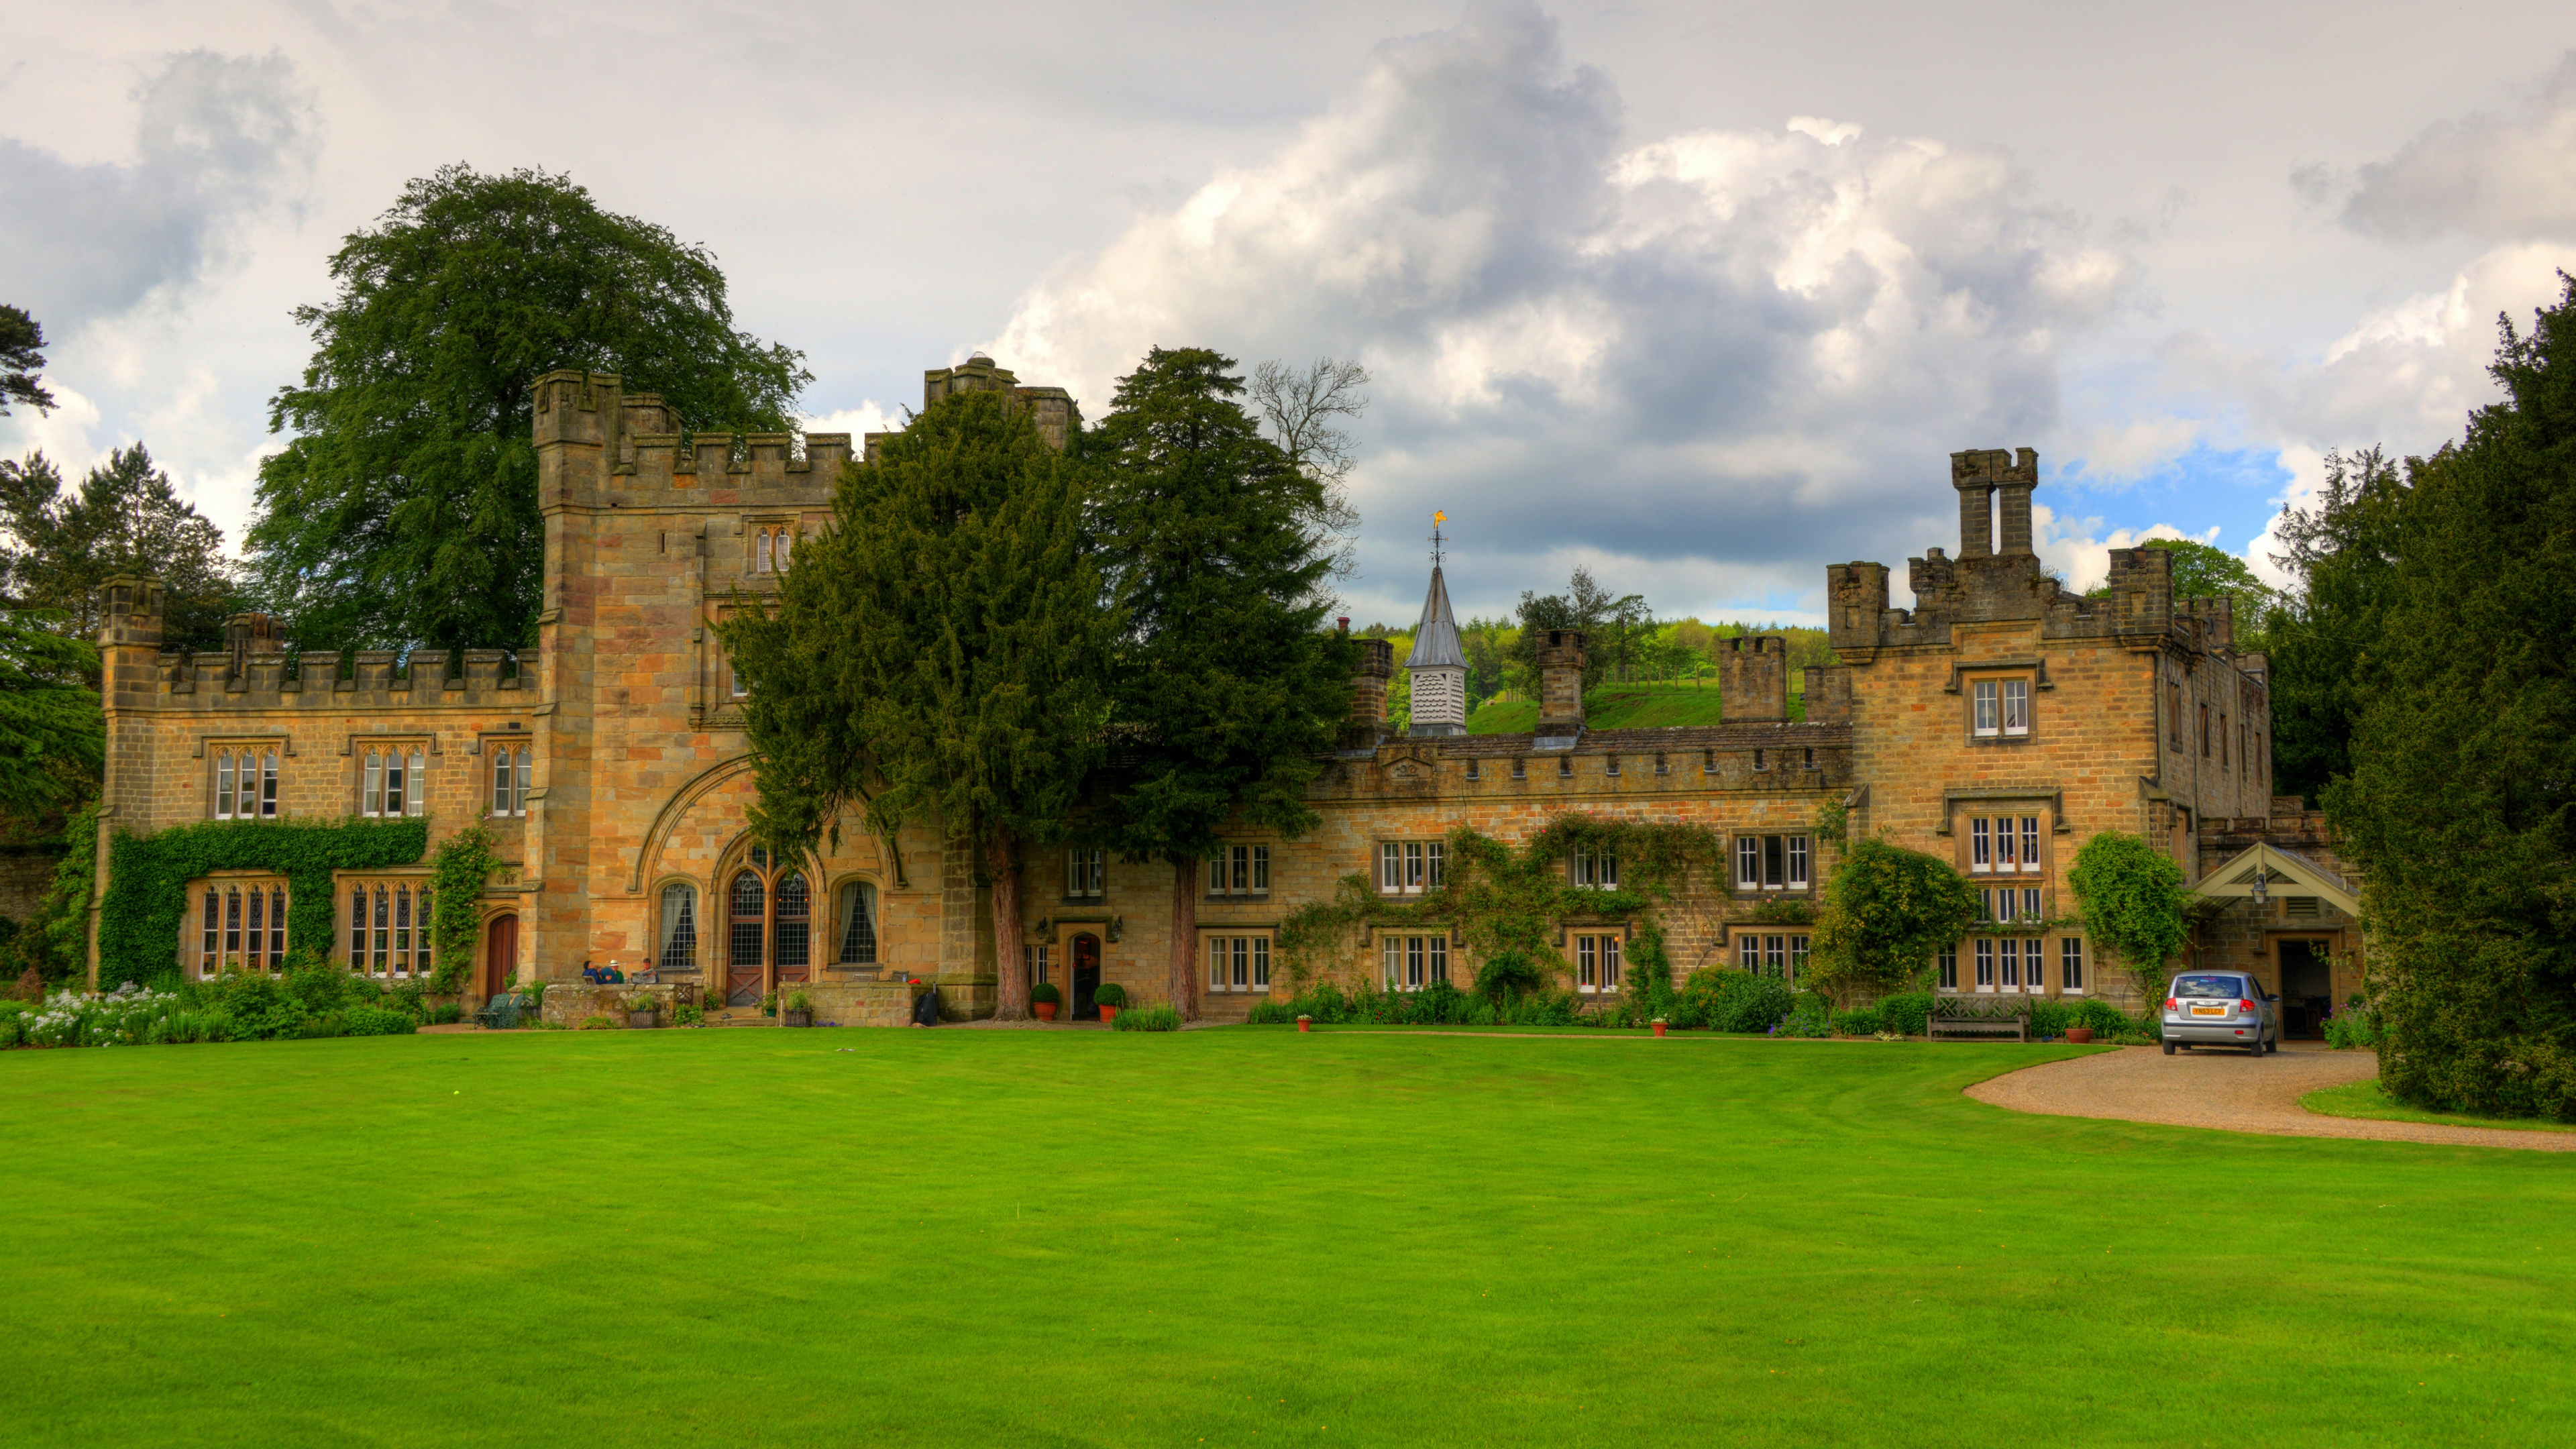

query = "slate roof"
(1404, 566), (1466, 669)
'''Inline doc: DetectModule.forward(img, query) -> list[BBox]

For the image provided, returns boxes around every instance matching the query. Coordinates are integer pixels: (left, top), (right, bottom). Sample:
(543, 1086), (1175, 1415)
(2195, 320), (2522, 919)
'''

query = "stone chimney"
(1537, 629), (1586, 735)
(225, 612), (282, 680)
(1952, 447), (2040, 557)
(1719, 636), (1788, 722)
(1346, 631), (1393, 747)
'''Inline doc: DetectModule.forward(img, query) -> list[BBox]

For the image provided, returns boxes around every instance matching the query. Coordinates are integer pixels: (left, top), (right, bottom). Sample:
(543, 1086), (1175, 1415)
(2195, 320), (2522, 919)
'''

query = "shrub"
(429, 1002), (463, 1025)
(1245, 998), (1296, 1024)
(784, 990), (812, 1014)
(578, 1014), (620, 1030)
(343, 1006), (418, 1036)
(1111, 1004), (1183, 1032)
(521, 981), (547, 1010)
(1875, 991), (1932, 1037)
(9, 966), (40, 1002)
(1776, 991), (1834, 1038)
(1680, 969), (1795, 1034)
(1471, 950), (1546, 1002)
(1091, 982), (1128, 1008)
(1810, 837), (1981, 994)
(628, 993), (663, 1014)
(2324, 997), (2379, 1049)
(1030, 981), (1061, 1005)
(1831, 1006), (1883, 1036)
(673, 1002), (704, 1025)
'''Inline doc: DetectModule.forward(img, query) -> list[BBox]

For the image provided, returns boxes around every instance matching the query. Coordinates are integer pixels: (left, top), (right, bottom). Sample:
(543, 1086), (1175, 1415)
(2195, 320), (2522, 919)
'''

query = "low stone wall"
(539, 982), (684, 1027)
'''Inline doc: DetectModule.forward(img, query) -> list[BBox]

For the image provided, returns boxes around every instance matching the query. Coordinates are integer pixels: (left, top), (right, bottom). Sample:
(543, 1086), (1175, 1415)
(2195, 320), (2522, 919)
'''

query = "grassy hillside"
(1467, 679), (1803, 733)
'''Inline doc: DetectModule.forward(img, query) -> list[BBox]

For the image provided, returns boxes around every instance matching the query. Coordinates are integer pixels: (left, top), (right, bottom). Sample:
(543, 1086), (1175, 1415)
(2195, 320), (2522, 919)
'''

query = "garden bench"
(475, 993), (529, 1030)
(1927, 1000), (2029, 1042)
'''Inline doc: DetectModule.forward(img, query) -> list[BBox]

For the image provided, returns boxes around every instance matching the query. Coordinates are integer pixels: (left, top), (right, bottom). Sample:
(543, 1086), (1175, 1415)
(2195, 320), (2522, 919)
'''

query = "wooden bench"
(1927, 1000), (2029, 1041)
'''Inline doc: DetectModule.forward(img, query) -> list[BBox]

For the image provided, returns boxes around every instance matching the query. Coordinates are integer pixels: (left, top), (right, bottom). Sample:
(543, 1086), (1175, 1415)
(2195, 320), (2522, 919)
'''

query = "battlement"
(1719, 636), (1789, 722)
(133, 646), (532, 712)
(530, 368), (851, 507)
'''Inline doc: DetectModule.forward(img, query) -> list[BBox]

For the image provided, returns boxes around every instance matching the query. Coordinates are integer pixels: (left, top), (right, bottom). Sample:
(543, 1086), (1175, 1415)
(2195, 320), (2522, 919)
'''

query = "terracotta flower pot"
(1099, 1005), (1120, 1024)
(1652, 1020), (1668, 1037)
(1035, 1001), (1058, 1021)
(2064, 1026), (2094, 1044)
(1296, 1014), (1313, 1033)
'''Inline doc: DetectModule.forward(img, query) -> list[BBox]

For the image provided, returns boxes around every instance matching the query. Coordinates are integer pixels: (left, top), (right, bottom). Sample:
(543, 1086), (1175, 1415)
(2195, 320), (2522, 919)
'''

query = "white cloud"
(984, 0), (2138, 622)
(2329, 52), (2576, 243)
(800, 402), (904, 441)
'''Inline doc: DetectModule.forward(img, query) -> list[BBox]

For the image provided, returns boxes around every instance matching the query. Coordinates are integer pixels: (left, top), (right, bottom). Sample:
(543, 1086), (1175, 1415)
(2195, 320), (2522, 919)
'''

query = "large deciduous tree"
(0, 444), (237, 656)
(248, 164), (809, 651)
(723, 388), (1108, 1022)
(2327, 274), (2576, 1120)
(1086, 347), (1356, 1020)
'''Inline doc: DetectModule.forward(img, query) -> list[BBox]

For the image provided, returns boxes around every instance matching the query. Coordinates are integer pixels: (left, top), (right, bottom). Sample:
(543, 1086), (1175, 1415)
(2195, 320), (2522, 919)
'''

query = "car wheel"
(2162, 1038), (2175, 1056)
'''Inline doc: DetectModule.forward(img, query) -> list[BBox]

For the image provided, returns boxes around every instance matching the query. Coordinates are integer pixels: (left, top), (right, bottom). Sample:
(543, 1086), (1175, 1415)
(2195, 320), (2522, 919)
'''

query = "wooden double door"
(727, 852), (813, 1006)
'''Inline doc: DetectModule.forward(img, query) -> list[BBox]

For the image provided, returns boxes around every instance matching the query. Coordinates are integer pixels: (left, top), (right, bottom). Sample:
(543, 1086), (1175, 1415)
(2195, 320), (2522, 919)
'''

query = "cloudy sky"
(5, 1), (2573, 628)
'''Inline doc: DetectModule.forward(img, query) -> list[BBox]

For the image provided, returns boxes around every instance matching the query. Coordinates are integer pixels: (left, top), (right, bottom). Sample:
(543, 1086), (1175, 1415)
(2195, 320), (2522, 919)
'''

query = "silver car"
(2161, 971), (2279, 1055)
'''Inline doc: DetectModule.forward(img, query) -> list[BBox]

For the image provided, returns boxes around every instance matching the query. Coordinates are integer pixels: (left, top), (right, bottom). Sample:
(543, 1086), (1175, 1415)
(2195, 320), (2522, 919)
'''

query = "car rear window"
(2173, 975), (2245, 999)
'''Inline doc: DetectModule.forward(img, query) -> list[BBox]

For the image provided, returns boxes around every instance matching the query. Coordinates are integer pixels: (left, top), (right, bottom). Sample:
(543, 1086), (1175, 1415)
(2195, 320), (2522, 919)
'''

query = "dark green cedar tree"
(1083, 347), (1356, 1020)
(2326, 274), (2576, 1119)
(722, 388), (1109, 1022)
(248, 164), (808, 651)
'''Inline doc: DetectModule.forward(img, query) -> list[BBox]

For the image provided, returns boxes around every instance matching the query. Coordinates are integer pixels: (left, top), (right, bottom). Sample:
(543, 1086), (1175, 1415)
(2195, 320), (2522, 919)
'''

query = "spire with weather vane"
(1405, 511), (1467, 737)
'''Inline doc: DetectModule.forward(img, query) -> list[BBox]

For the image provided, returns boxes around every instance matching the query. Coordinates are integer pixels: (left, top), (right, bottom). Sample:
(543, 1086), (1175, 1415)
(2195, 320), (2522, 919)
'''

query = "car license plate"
(2190, 1005), (2226, 1017)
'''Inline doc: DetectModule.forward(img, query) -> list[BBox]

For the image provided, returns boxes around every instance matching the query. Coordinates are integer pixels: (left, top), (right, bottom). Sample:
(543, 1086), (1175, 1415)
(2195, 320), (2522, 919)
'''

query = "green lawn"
(9, 1029), (2571, 1446)
(1468, 680), (1767, 733)
(2302, 1077), (2576, 1134)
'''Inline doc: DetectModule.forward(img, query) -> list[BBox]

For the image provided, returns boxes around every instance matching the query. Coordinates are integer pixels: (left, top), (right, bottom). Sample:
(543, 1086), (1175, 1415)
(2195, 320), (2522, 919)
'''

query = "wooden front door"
(482, 914), (517, 998)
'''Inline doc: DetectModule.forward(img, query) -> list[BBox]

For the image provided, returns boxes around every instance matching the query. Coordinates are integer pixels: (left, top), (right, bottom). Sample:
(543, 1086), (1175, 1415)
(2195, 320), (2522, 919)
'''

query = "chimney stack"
(1347, 635), (1393, 747)
(1537, 630), (1586, 735)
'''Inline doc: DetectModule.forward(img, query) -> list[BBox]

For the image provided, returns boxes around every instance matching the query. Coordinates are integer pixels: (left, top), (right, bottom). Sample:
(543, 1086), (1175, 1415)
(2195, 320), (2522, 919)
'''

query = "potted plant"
(1091, 981), (1126, 1024)
(2063, 1026), (2095, 1044)
(1296, 1014), (1313, 1033)
(759, 990), (778, 1018)
(627, 993), (661, 1030)
(1030, 981), (1061, 1021)
(782, 990), (814, 1028)
(1652, 1016), (1669, 1038)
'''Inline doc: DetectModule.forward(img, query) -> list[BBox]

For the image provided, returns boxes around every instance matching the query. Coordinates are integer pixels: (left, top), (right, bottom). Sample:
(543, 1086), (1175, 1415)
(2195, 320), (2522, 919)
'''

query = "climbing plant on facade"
(427, 821), (502, 993)
(2066, 829), (2189, 999)
(98, 816), (429, 989)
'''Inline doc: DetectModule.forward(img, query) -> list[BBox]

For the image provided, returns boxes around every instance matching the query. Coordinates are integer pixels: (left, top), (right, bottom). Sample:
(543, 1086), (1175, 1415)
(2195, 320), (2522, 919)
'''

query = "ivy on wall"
(427, 822), (502, 993)
(1275, 814), (1729, 1015)
(99, 816), (430, 989)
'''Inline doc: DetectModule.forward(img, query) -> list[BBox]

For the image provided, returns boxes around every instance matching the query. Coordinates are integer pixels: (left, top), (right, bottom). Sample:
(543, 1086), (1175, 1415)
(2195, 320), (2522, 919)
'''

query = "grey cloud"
(0, 50), (316, 332)
(987, 2), (2130, 612)
(2338, 52), (2576, 243)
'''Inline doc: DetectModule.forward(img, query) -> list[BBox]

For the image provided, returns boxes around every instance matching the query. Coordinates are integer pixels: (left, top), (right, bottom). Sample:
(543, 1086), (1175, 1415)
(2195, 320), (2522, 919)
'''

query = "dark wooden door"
(1071, 934), (1102, 1020)
(482, 914), (517, 998)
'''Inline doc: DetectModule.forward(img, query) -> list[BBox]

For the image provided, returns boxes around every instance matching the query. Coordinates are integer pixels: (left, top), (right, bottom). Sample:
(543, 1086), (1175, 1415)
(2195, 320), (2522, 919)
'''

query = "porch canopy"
(2190, 841), (2361, 918)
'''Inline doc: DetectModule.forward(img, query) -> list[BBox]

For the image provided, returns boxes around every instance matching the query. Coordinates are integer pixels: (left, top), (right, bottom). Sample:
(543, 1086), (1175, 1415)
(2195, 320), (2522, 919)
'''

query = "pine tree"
(0, 443), (236, 657)
(1084, 347), (1354, 1019)
(722, 388), (1108, 1021)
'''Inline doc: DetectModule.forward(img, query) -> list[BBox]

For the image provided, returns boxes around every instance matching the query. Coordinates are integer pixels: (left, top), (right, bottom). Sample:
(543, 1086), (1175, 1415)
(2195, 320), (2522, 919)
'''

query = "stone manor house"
(86, 358), (2366, 1029)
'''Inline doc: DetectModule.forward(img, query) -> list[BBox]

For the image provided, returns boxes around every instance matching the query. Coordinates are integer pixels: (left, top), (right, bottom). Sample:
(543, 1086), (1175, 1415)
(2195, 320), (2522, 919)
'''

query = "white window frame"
(2000, 936), (2021, 989)
(2060, 937), (2085, 993)
(1065, 847), (1105, 900)
(2002, 678), (2029, 736)
(1208, 844), (1271, 898)
(1972, 679), (1999, 736)
(1975, 938), (1995, 989)
(2022, 887), (2042, 922)
(1995, 815), (2017, 871)
(1572, 848), (1619, 890)
(1969, 817), (1992, 873)
(1937, 947), (1957, 991)
(1737, 835), (1809, 891)
(2019, 816), (2042, 872)
(1380, 841), (1441, 896)
(2025, 936), (2049, 993)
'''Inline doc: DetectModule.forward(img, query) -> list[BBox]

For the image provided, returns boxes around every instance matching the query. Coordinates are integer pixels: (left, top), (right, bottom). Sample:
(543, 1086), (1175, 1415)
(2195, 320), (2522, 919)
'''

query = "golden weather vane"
(1430, 511), (1448, 568)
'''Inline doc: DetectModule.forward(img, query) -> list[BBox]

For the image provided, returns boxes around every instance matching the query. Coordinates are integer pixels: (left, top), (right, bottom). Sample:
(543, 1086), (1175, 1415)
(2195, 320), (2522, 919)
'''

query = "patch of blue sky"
(2046, 442), (2294, 553)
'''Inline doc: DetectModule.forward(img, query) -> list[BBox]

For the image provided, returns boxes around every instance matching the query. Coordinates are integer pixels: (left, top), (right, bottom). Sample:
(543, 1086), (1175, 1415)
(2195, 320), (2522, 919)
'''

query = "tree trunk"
(1170, 855), (1199, 1021)
(987, 822), (1030, 1020)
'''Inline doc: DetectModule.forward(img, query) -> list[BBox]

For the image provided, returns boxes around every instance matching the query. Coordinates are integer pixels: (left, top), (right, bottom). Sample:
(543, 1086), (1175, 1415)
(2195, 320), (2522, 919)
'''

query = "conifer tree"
(2327, 274), (2576, 1118)
(722, 388), (1107, 1021)
(1084, 347), (1355, 1019)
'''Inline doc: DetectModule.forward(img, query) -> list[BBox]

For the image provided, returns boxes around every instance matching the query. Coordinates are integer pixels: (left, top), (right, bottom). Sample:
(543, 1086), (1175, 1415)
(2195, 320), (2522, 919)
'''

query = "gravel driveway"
(1966, 1042), (2576, 1152)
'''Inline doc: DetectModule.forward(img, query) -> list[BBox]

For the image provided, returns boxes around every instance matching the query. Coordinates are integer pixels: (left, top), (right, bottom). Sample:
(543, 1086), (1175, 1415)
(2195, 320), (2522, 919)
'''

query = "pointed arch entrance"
(722, 847), (816, 1006)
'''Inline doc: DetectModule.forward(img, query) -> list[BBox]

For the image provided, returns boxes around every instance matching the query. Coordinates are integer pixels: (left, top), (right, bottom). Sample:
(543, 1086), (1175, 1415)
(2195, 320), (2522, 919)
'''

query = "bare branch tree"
(1250, 358), (1371, 584)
